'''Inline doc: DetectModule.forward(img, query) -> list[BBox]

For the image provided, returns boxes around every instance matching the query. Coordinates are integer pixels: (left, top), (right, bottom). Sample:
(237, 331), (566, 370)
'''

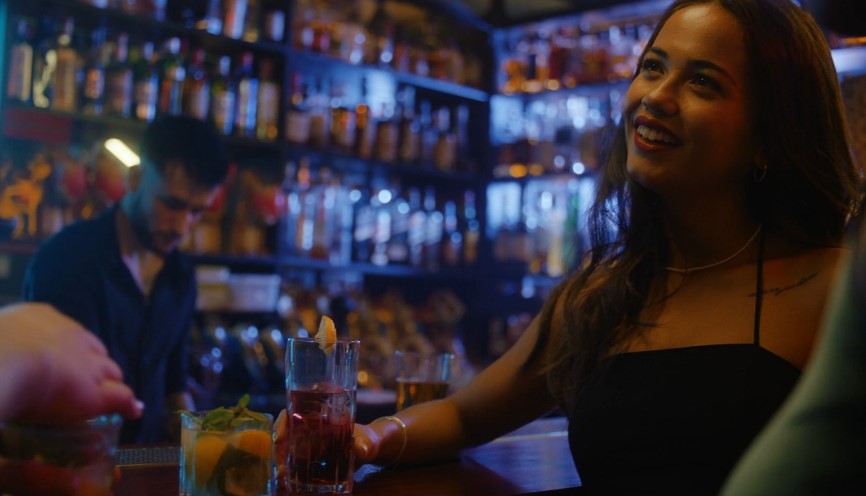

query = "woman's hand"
(273, 407), (388, 483)
(354, 422), (384, 465)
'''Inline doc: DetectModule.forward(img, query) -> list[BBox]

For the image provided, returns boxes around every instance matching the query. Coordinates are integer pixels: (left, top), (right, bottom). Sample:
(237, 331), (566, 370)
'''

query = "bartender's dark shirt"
(23, 206), (196, 444)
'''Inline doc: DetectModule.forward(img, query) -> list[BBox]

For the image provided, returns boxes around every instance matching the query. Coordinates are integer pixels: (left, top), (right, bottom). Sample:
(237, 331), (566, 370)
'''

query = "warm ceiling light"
(104, 138), (140, 167)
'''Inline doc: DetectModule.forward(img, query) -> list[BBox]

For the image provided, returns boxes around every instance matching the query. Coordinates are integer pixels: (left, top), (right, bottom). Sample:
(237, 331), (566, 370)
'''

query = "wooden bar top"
(115, 418), (581, 495)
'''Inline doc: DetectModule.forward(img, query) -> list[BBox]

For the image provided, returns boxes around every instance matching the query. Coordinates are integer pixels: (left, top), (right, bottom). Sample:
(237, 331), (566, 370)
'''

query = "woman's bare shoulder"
(760, 246), (847, 369)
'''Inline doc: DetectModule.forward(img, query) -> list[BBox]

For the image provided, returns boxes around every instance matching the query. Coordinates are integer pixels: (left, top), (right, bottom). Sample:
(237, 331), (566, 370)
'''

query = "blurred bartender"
(23, 115), (230, 443)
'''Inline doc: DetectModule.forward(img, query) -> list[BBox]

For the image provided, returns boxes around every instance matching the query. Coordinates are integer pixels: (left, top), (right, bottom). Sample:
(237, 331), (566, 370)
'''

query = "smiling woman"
(348, 0), (861, 494)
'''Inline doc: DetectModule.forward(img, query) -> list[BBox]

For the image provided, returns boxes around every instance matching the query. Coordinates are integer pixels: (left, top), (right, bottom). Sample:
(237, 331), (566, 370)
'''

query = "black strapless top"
(568, 344), (799, 494)
(568, 230), (801, 494)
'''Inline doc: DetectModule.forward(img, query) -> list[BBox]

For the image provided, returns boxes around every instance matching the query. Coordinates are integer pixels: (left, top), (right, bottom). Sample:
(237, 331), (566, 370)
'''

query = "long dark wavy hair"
(530, 0), (861, 413)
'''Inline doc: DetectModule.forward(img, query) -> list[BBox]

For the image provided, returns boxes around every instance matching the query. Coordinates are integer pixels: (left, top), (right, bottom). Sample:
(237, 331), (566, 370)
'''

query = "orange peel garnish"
(315, 315), (337, 355)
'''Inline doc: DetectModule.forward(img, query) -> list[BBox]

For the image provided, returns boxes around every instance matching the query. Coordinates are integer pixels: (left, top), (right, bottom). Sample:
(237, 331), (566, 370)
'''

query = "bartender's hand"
(0, 302), (143, 423)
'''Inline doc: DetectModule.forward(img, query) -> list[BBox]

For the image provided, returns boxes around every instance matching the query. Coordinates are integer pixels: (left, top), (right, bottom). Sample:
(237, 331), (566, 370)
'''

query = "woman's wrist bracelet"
(379, 416), (408, 466)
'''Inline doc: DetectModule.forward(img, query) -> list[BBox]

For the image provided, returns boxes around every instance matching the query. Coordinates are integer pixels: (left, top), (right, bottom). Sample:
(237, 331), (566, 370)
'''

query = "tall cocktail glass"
(179, 410), (274, 496)
(285, 337), (360, 495)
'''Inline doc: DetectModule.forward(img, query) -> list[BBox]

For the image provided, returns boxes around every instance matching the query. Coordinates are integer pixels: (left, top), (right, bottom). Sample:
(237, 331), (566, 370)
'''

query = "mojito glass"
(285, 337), (360, 495)
(180, 410), (274, 496)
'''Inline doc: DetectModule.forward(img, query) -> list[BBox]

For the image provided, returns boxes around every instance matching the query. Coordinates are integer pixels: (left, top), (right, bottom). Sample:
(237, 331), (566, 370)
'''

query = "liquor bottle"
(330, 174), (354, 266)
(105, 33), (133, 118)
(199, 0), (223, 34)
(7, 17), (33, 104)
(340, 1), (365, 64)
(369, 187), (392, 266)
(423, 187), (443, 272)
(454, 104), (473, 171)
(51, 17), (78, 113)
(158, 37), (186, 116)
(307, 76), (329, 148)
(223, 0), (249, 40)
(292, 0), (315, 49)
(242, 0), (261, 43)
(328, 79), (355, 154)
(352, 187), (374, 263)
(353, 78), (373, 159)
(256, 58), (279, 141)
(133, 42), (158, 121)
(386, 184), (409, 265)
(365, 0), (394, 67)
(210, 55), (236, 135)
(279, 161), (299, 257)
(433, 106), (456, 171)
(32, 17), (58, 109)
(418, 100), (437, 165)
(442, 199), (462, 268)
(234, 51), (258, 138)
(81, 28), (108, 115)
(397, 87), (419, 164)
(391, 25), (410, 73)
(310, 168), (334, 260)
(374, 101), (398, 163)
(407, 187), (426, 268)
(284, 72), (310, 145)
(294, 159), (314, 257)
(462, 190), (480, 266)
(182, 48), (210, 120)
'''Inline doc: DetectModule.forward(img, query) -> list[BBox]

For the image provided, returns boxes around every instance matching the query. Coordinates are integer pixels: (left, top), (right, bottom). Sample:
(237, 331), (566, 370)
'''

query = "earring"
(753, 156), (768, 182)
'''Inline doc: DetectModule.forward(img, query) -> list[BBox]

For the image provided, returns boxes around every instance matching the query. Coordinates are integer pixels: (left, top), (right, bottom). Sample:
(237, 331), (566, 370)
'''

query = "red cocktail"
(285, 338), (360, 495)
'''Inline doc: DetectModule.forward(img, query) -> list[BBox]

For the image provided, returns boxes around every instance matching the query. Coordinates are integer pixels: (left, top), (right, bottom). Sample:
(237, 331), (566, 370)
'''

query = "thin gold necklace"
(665, 224), (762, 274)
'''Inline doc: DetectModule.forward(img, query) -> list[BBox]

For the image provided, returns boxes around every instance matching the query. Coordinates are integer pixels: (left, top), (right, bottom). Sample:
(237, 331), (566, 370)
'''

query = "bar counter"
(115, 417), (581, 495)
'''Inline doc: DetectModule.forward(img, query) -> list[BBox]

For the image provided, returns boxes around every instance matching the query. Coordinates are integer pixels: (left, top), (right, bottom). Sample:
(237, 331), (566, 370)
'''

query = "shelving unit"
(0, 0), (491, 282)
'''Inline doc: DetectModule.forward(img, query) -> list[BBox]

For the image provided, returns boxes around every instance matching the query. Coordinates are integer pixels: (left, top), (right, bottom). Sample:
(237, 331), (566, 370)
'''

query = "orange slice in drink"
(315, 315), (337, 355)
(193, 434), (228, 486)
(230, 429), (273, 459)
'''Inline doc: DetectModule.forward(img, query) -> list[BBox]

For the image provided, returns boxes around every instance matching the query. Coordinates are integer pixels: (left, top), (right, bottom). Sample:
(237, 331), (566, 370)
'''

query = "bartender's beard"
(126, 199), (176, 257)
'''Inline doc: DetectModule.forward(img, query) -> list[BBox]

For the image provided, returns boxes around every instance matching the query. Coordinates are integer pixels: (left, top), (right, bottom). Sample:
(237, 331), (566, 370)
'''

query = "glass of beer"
(0, 414), (122, 496)
(394, 351), (455, 411)
(284, 337), (360, 495)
